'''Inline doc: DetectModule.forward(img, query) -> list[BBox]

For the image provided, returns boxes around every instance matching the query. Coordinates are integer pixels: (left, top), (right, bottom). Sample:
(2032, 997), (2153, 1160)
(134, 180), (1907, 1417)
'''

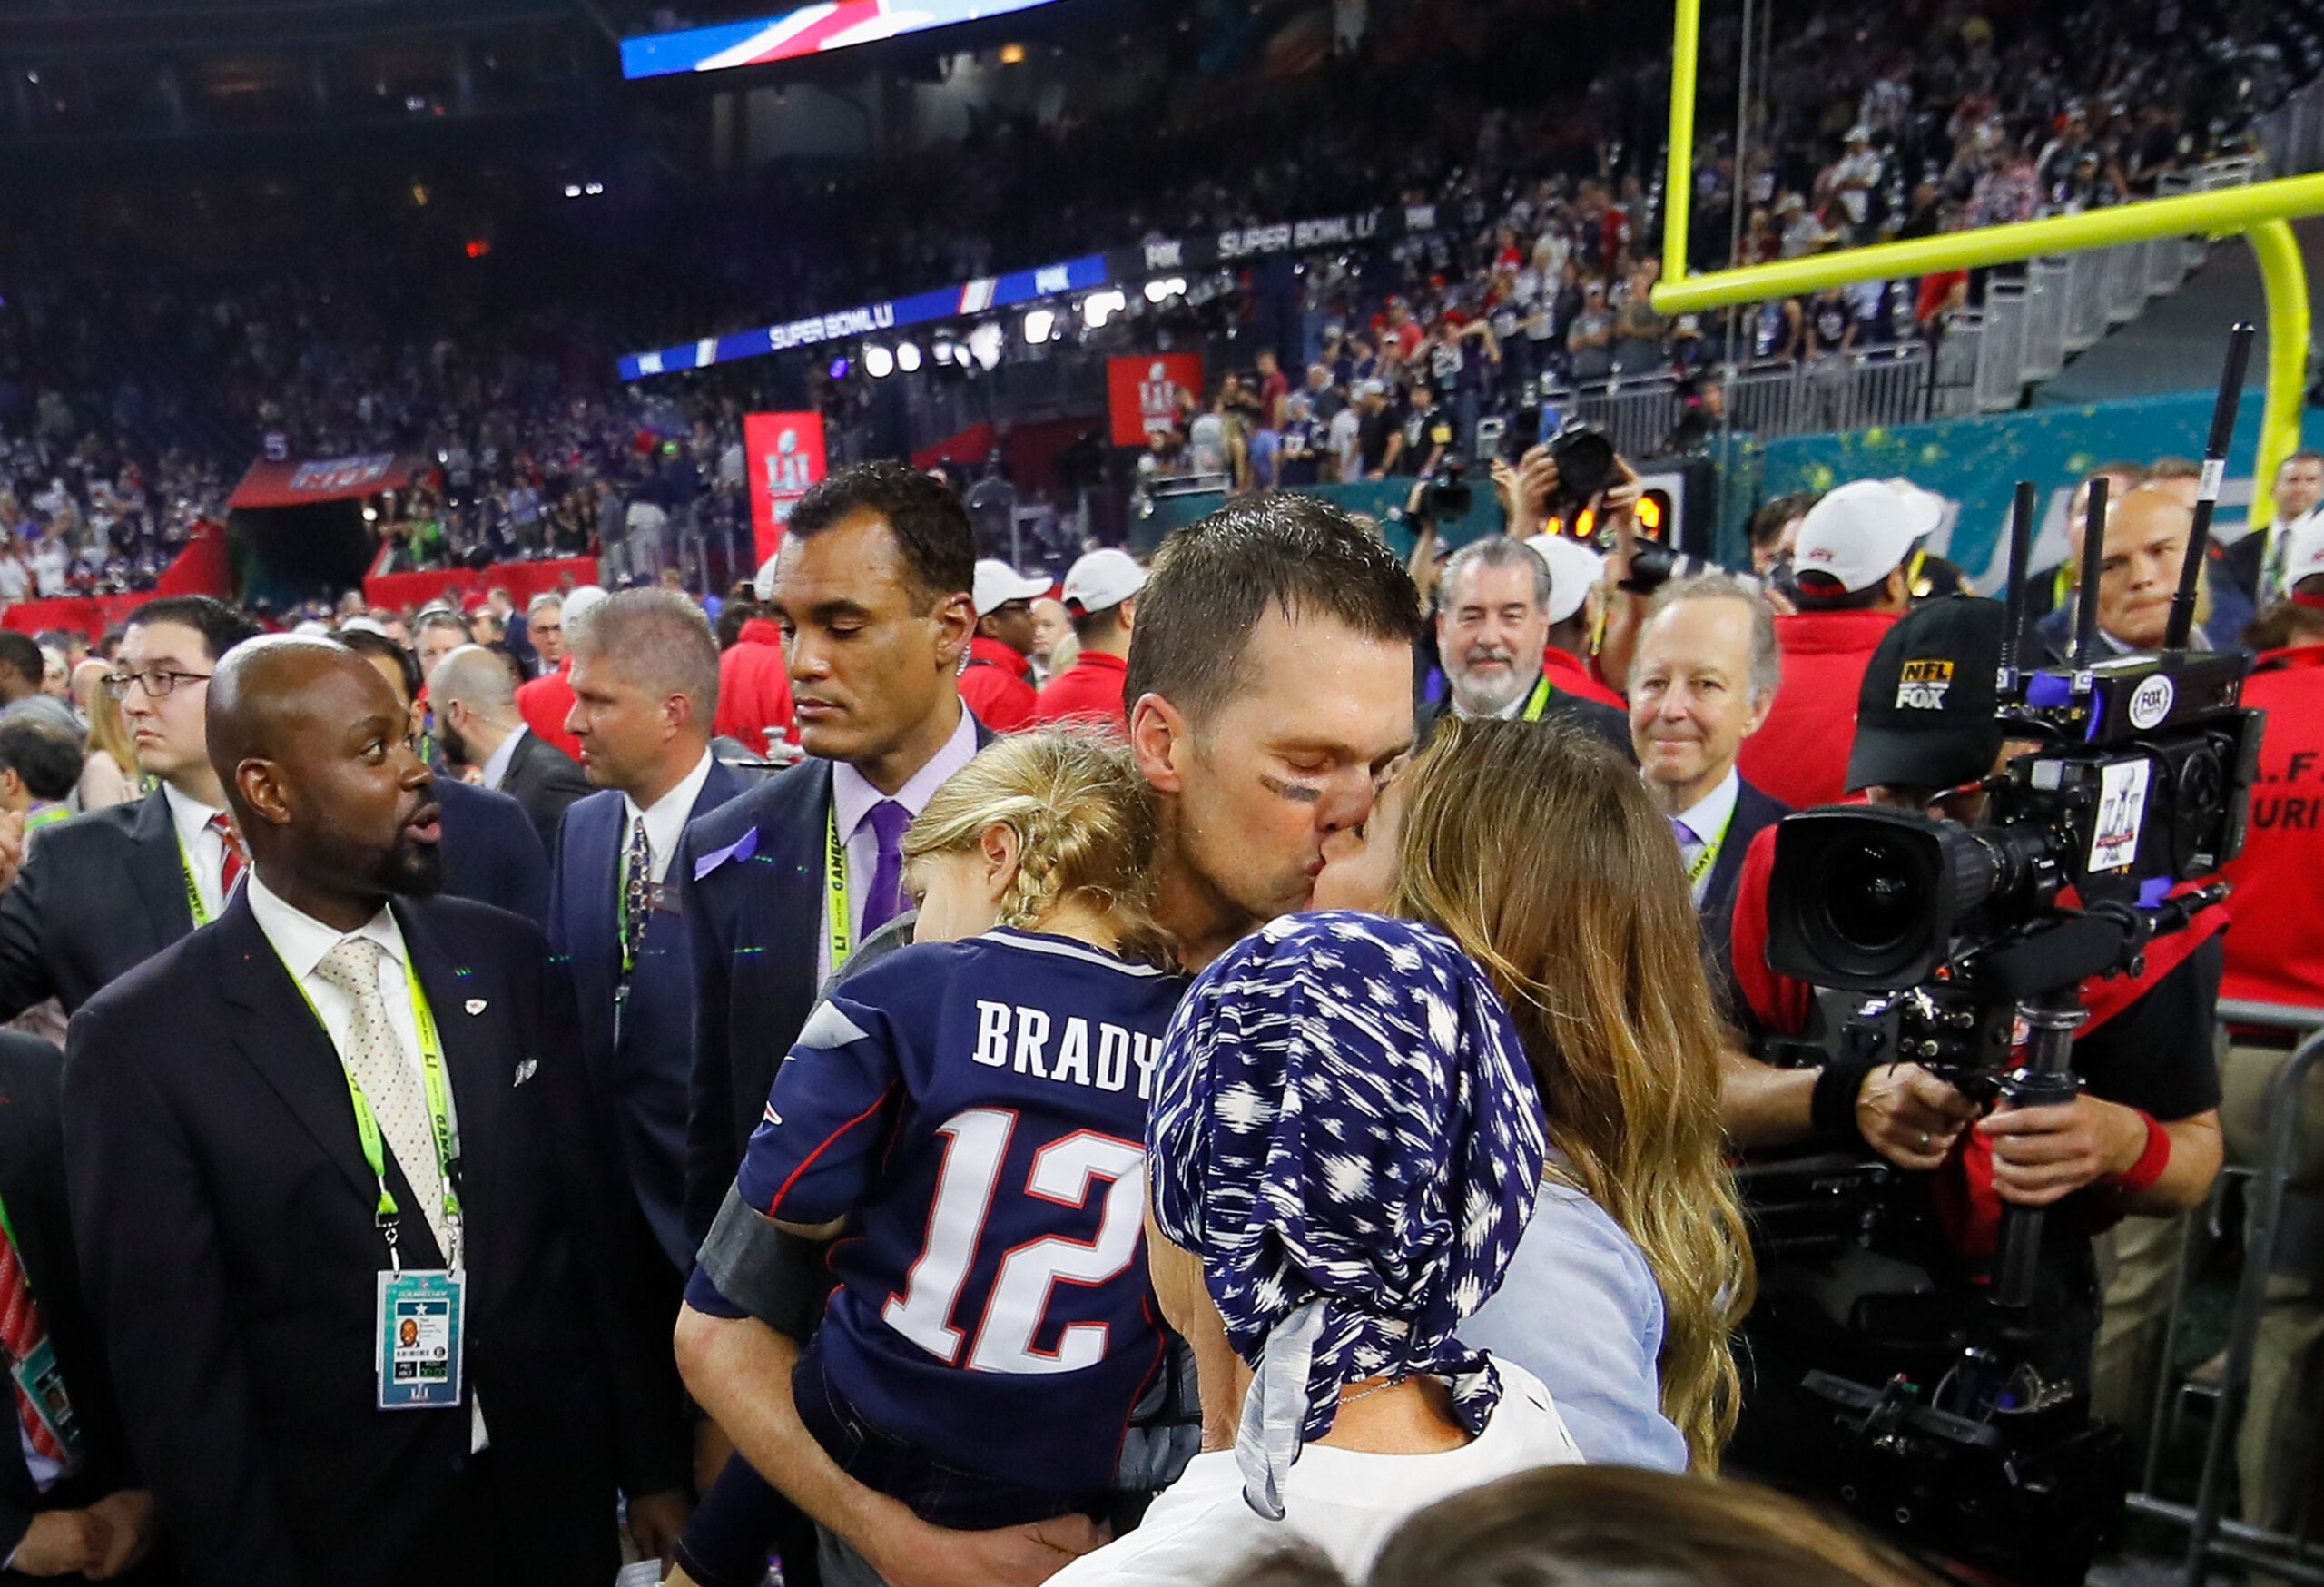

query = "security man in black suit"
(428, 645), (592, 851)
(61, 636), (690, 1587)
(0, 1032), (159, 1582)
(1625, 572), (1792, 1020)
(669, 461), (991, 1587)
(1417, 535), (1633, 757)
(340, 630), (552, 924)
(0, 596), (260, 1020)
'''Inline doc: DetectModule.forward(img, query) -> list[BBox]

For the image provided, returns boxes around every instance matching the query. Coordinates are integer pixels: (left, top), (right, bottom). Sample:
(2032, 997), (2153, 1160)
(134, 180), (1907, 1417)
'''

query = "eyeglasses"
(103, 667), (212, 700)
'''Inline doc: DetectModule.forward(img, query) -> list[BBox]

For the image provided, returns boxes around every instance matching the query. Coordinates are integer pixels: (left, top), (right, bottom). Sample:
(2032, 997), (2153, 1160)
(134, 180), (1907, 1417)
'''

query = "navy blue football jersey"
(735, 927), (1186, 1494)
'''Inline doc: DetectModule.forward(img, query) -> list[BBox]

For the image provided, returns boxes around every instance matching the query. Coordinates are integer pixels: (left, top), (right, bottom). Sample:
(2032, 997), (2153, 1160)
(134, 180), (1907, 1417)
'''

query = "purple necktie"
(1670, 816), (1700, 850)
(859, 800), (912, 936)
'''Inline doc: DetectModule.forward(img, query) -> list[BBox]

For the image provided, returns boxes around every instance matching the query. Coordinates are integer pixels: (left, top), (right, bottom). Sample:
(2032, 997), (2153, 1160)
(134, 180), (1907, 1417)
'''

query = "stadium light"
(896, 340), (923, 372)
(564, 184), (582, 199)
(967, 323), (1005, 370)
(863, 344), (896, 379)
(1143, 277), (1187, 304)
(932, 336), (959, 366)
(1022, 308), (1056, 345)
(828, 356), (851, 380)
(1080, 290), (1128, 329)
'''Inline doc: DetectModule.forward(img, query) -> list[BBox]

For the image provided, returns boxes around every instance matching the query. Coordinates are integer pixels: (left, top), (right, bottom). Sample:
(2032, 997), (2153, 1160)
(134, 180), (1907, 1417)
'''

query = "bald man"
(2035, 485), (2223, 658)
(60, 638), (689, 1587)
(430, 645), (590, 848)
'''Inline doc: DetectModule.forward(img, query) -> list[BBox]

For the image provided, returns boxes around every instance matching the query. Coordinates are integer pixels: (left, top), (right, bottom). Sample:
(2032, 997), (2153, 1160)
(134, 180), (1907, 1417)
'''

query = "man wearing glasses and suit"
(0, 596), (261, 1020)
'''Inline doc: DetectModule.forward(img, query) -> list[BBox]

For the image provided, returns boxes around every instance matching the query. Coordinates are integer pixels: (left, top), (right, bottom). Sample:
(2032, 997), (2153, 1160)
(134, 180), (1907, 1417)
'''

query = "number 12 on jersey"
(882, 1107), (1147, 1376)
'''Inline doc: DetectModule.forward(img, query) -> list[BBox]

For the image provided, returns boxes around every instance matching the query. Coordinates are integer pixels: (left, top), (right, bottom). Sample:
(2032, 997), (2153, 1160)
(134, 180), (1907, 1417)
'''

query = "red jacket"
(1030, 649), (1130, 736)
(715, 618), (795, 755)
(1735, 609), (1902, 810)
(2221, 645), (2324, 1012)
(1543, 646), (1626, 712)
(960, 635), (1039, 734)
(516, 656), (580, 761)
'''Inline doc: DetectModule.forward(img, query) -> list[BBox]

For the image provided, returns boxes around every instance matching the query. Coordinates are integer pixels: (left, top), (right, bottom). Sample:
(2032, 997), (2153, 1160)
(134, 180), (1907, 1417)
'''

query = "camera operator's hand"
(1979, 1094), (2151, 1207)
(1499, 444), (1558, 536)
(1599, 455), (1643, 527)
(1856, 1064), (1982, 1172)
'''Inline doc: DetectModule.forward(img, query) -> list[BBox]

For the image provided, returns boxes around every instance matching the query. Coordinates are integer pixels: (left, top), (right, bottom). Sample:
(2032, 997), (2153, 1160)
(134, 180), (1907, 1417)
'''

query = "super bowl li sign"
(743, 412), (828, 565)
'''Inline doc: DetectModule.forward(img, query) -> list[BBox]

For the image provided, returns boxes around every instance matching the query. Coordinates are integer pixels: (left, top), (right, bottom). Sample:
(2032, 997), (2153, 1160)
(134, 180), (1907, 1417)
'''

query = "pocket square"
(465, 998), (487, 1016)
(513, 1057), (537, 1087)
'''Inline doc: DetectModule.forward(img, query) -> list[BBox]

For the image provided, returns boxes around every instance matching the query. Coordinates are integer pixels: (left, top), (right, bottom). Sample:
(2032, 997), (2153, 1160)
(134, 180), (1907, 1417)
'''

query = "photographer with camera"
(1721, 597), (2225, 1375)
(1734, 480), (1925, 811)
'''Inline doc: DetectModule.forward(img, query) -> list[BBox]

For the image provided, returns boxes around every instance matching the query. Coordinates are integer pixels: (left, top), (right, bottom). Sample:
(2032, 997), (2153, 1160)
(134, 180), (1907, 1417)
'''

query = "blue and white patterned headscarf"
(1148, 911), (1548, 1520)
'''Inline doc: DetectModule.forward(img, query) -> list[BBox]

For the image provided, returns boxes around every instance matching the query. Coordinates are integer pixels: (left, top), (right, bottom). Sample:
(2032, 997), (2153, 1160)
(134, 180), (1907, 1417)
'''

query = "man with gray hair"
(551, 589), (751, 1276)
(1421, 534), (1629, 754)
(428, 644), (589, 848)
(1626, 571), (1791, 991)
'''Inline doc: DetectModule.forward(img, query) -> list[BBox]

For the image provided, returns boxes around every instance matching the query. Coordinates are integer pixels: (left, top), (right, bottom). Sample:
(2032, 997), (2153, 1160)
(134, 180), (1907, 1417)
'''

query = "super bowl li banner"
(1107, 354), (1206, 448)
(743, 411), (827, 567)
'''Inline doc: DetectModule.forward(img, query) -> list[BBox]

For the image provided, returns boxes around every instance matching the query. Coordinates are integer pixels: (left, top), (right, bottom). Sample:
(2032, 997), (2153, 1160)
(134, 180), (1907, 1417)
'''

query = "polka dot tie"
(313, 938), (454, 1263)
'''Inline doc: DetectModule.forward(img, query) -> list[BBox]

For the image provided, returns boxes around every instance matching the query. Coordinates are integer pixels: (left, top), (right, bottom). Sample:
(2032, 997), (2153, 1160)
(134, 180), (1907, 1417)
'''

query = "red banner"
(361, 555), (598, 615)
(0, 522), (232, 638)
(744, 412), (827, 570)
(228, 452), (421, 510)
(1107, 354), (1204, 447)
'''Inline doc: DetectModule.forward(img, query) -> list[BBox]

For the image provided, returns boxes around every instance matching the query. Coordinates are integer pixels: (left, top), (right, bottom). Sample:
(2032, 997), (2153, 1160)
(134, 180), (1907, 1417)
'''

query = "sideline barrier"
(2124, 1001), (2324, 1584)
(361, 555), (597, 613)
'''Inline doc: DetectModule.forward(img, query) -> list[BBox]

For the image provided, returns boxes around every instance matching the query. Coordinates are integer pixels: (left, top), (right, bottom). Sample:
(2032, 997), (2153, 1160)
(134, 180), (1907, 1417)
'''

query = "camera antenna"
(2072, 474), (2108, 670)
(2164, 320), (2256, 651)
(1999, 479), (2036, 697)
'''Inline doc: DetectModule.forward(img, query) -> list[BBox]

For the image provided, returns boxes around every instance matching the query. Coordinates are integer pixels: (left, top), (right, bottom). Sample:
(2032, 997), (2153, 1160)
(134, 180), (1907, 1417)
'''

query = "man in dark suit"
(0, 1032), (159, 1582)
(549, 591), (746, 1277)
(1627, 574), (1791, 1019)
(0, 596), (261, 1021)
(429, 646), (591, 850)
(340, 630), (551, 923)
(62, 636), (688, 1587)
(1419, 535), (1632, 756)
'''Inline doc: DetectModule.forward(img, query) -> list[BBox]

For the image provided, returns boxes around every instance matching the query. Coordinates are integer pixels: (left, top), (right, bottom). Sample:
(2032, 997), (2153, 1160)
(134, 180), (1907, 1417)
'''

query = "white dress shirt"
(623, 748), (716, 888)
(162, 781), (235, 922)
(242, 872), (487, 1451)
(1669, 765), (1742, 907)
(816, 709), (980, 989)
(478, 722), (530, 792)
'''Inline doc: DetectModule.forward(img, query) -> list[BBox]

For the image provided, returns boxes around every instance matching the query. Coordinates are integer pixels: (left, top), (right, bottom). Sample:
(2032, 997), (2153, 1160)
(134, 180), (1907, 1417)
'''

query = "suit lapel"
(126, 789), (198, 946)
(215, 899), (385, 1214)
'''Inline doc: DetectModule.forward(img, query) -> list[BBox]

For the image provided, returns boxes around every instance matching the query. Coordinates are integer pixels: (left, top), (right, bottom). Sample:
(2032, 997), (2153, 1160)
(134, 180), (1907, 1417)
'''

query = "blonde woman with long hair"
(1313, 716), (1752, 1470)
(74, 660), (142, 810)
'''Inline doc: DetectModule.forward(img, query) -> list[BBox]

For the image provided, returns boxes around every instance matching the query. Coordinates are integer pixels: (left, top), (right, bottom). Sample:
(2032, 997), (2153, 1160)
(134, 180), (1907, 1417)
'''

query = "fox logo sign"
(1896, 658), (1955, 710)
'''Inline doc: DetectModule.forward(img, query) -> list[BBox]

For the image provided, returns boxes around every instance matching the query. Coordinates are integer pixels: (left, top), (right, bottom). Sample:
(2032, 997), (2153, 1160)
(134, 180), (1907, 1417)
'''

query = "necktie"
(313, 938), (455, 1264)
(0, 1220), (64, 1466)
(859, 800), (912, 937)
(1670, 816), (1701, 851)
(620, 813), (652, 974)
(209, 812), (246, 900)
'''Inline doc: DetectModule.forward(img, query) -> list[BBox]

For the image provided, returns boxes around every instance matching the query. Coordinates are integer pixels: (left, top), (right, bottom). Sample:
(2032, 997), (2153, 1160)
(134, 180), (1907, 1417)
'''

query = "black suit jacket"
(1416, 685), (1635, 761)
(61, 894), (687, 1587)
(435, 777), (550, 925)
(1697, 776), (1789, 1026)
(675, 724), (995, 1248)
(549, 759), (747, 1274)
(0, 791), (193, 1021)
(0, 1034), (152, 1582)
(499, 730), (592, 854)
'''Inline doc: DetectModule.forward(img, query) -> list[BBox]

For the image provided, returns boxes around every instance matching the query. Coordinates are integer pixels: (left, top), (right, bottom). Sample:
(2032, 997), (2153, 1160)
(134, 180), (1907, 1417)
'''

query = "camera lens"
(1820, 836), (1926, 955)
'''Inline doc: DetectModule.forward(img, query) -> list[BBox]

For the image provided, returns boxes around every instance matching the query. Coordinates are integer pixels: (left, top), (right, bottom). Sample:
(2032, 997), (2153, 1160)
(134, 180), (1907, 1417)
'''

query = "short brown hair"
(1123, 493), (1417, 725)
(569, 588), (721, 721)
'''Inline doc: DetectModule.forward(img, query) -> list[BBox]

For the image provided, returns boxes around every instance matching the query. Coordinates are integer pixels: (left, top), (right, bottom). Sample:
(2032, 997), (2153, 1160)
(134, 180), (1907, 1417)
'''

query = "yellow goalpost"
(1648, 0), (2324, 526)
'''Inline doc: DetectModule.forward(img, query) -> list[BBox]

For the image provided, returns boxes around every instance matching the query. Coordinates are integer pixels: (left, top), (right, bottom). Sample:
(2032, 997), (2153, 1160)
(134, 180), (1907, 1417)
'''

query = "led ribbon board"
(620, 0), (1068, 79)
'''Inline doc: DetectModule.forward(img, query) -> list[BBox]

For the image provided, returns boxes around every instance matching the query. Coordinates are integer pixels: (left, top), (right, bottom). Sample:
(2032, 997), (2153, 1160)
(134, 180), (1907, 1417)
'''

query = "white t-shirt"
(1046, 1360), (1581, 1587)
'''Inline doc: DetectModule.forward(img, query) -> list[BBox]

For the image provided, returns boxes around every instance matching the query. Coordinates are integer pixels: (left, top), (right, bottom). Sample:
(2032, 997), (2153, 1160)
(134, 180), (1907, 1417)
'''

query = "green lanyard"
(177, 831), (213, 928)
(273, 942), (464, 1271)
(1682, 801), (1741, 890)
(825, 803), (853, 974)
(1520, 674), (1555, 723)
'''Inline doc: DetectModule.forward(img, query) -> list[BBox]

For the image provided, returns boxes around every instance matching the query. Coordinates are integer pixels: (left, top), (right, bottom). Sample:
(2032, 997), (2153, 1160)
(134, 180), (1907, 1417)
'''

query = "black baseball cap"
(1845, 596), (2008, 794)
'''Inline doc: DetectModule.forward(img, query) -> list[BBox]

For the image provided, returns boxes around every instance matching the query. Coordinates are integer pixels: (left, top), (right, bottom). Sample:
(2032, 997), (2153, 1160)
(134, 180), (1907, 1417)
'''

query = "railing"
(1554, 344), (1935, 455)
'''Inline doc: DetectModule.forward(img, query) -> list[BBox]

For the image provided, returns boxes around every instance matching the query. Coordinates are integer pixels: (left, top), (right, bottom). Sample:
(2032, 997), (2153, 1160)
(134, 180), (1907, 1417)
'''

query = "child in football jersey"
(675, 732), (1187, 1583)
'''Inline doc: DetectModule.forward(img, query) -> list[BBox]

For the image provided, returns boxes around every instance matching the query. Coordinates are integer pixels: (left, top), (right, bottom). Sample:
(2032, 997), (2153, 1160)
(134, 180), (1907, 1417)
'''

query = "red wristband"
(2107, 1109), (2171, 1196)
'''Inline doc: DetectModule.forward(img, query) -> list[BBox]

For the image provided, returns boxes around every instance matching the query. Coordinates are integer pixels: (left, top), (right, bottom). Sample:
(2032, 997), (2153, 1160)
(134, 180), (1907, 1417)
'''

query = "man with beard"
(1419, 535), (1629, 754)
(428, 645), (590, 849)
(61, 637), (688, 1587)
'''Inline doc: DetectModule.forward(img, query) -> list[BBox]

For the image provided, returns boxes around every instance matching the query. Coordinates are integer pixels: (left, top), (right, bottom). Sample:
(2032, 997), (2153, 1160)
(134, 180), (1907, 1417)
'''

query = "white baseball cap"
(2284, 514), (2324, 592)
(1061, 547), (1147, 615)
(1524, 533), (1606, 625)
(564, 585), (609, 625)
(752, 551), (780, 603)
(973, 558), (1051, 617)
(1792, 479), (1942, 595)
